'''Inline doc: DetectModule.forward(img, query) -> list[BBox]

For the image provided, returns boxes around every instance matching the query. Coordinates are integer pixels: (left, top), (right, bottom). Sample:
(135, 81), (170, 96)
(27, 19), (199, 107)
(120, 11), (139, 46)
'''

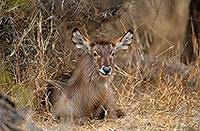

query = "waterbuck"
(48, 28), (133, 123)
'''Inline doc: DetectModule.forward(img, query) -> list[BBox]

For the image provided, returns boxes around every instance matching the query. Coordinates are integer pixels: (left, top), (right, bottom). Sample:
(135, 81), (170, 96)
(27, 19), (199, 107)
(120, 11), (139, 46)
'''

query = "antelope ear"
(112, 30), (133, 51)
(72, 28), (92, 51)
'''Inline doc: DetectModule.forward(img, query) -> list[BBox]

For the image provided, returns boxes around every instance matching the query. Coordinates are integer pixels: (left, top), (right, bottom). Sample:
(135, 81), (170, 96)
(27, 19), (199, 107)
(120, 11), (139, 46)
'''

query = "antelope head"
(72, 28), (133, 77)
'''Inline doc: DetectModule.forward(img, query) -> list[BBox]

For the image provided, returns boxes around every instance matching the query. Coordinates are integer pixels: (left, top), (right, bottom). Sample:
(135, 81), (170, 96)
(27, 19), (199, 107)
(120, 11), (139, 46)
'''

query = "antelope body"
(48, 28), (133, 122)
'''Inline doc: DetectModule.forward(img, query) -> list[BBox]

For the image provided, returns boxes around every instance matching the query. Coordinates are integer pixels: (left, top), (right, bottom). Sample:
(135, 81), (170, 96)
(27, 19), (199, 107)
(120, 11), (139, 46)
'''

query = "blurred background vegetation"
(0, 0), (200, 130)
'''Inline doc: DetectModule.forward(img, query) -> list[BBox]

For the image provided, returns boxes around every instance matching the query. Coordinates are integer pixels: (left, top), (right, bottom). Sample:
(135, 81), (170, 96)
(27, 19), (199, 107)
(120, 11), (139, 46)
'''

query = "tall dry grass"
(0, 0), (199, 130)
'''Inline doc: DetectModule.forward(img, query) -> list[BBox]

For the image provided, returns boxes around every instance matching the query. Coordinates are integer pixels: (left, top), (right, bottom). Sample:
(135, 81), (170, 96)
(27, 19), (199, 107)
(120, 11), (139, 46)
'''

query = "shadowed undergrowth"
(0, 0), (200, 130)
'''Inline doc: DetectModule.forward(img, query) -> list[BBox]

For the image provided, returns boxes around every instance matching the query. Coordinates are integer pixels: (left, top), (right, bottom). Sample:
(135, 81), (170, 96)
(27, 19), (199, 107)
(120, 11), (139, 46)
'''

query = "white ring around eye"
(93, 51), (99, 57)
(110, 51), (115, 56)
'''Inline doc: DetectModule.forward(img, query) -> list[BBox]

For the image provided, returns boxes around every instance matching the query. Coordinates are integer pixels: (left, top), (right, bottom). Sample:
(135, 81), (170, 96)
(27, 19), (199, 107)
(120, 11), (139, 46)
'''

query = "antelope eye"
(110, 51), (115, 56)
(93, 51), (99, 57)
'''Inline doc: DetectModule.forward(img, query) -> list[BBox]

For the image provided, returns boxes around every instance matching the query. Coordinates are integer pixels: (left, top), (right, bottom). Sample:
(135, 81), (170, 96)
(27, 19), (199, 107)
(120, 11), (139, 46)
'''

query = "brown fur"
(49, 43), (123, 123)
(48, 28), (133, 123)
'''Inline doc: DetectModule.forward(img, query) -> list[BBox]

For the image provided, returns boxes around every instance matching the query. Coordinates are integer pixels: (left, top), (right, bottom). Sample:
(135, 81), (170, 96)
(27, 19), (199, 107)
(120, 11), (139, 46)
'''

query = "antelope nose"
(102, 67), (112, 75)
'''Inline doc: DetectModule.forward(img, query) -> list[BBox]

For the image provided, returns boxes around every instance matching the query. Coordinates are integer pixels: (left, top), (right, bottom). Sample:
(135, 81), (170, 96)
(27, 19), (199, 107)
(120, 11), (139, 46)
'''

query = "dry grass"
(0, 0), (200, 131)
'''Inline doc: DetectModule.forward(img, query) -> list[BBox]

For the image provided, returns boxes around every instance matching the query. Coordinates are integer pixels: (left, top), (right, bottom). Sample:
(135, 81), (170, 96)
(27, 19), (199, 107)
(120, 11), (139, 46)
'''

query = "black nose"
(103, 67), (112, 75)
